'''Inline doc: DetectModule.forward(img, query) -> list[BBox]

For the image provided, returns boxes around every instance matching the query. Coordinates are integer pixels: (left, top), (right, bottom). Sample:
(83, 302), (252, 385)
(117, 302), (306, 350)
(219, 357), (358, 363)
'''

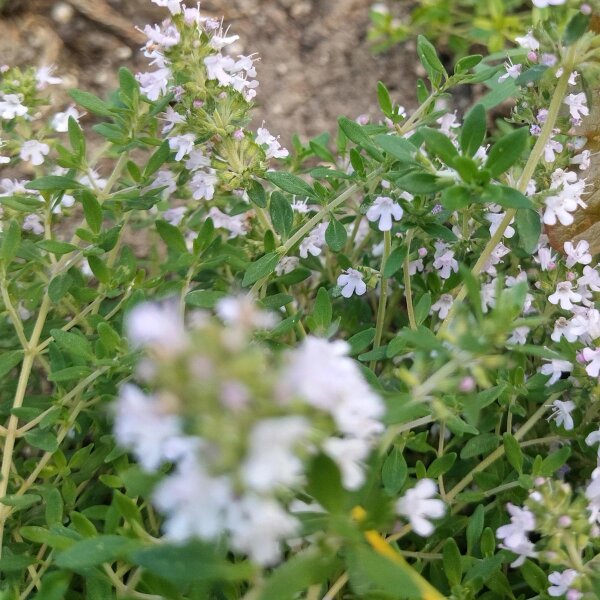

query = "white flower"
(586, 430), (600, 458)
(503, 537), (538, 568)
(548, 281), (582, 311)
(136, 68), (171, 101)
(498, 60), (522, 83)
(161, 106), (186, 134)
(154, 455), (232, 540)
(256, 127), (289, 159)
(190, 170), (218, 201)
(433, 250), (458, 279)
(151, 0), (182, 15)
(275, 256), (299, 276)
(515, 31), (540, 51)
(564, 240), (592, 268)
(431, 294), (453, 319)
(299, 223), (327, 258)
(323, 437), (370, 490)
(216, 295), (277, 330)
(548, 399), (576, 430)
(51, 106), (81, 133)
(486, 212), (515, 238)
(548, 570), (579, 598)
(532, 0), (566, 6)
(564, 93), (589, 122)
(396, 479), (446, 536)
(508, 326), (529, 345)
(22, 214), (44, 235)
(163, 206), (186, 226)
(578, 266), (600, 292)
(242, 417), (310, 492)
(148, 169), (177, 196)
(20, 140), (50, 166)
(337, 268), (367, 298)
(551, 317), (578, 343)
(114, 384), (184, 471)
(543, 194), (578, 226)
(204, 54), (236, 86)
(227, 495), (299, 565)
(582, 347), (600, 377)
(496, 503), (536, 551)
(544, 139), (563, 163)
(0, 94), (28, 120)
(280, 336), (384, 439)
(210, 33), (240, 50)
(168, 134), (195, 162)
(571, 150), (591, 170)
(540, 359), (573, 386)
(207, 207), (248, 238)
(185, 148), (211, 171)
(366, 196), (403, 231)
(143, 23), (180, 48)
(35, 65), (62, 89)
(125, 301), (186, 351)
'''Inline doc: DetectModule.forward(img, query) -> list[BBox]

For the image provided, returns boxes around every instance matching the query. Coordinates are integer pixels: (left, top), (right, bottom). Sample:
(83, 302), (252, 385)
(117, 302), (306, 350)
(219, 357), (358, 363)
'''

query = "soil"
(0, 0), (420, 144)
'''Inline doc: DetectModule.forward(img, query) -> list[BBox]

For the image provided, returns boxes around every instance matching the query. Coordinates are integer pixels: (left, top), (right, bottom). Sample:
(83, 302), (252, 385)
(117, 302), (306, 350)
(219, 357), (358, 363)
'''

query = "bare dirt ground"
(0, 0), (420, 144)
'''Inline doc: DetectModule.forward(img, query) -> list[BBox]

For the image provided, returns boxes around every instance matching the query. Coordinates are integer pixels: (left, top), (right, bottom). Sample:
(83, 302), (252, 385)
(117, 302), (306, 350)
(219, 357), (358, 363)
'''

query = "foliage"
(1, 1), (600, 599)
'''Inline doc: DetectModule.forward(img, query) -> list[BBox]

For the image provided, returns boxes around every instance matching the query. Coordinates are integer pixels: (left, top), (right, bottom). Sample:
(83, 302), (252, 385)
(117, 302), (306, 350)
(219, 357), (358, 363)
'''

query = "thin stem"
(0, 294), (50, 558)
(403, 230), (417, 330)
(370, 230), (392, 370)
(322, 573), (348, 600)
(437, 42), (578, 336)
(1, 281), (29, 349)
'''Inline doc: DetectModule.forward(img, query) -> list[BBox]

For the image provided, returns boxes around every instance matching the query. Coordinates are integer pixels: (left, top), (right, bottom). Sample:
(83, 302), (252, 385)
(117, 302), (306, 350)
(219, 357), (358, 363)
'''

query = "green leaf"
(414, 293), (431, 325)
(382, 447), (408, 495)
(69, 89), (113, 117)
(50, 329), (93, 360)
(347, 546), (421, 597)
(383, 246), (407, 277)
(481, 184), (532, 209)
(156, 219), (188, 254)
(25, 177), (84, 192)
(325, 217), (347, 252)
(348, 328), (376, 356)
(1, 220), (21, 263)
(242, 252), (280, 287)
(440, 185), (471, 210)
(87, 255), (110, 284)
(417, 35), (447, 86)
(265, 171), (316, 199)
(0, 494), (42, 511)
(0, 554), (37, 572)
(118, 67), (139, 102)
(44, 488), (64, 527)
(520, 559), (547, 593)
(394, 173), (448, 194)
(79, 190), (103, 234)
(377, 81), (393, 117)
(564, 12), (590, 45)
(515, 208), (541, 253)
(454, 54), (483, 73)
(247, 180), (267, 208)
(25, 430), (59, 453)
(338, 116), (374, 149)
(460, 433), (500, 460)
(466, 504), (485, 555)
(131, 541), (253, 585)
(419, 127), (459, 166)
(144, 141), (171, 178)
(55, 535), (141, 570)
(0, 350), (23, 379)
(503, 433), (523, 474)
(261, 550), (337, 600)
(460, 104), (487, 157)
(374, 134), (417, 163)
(48, 366), (94, 383)
(306, 453), (345, 513)
(36, 240), (78, 256)
(539, 445), (571, 476)
(269, 192), (294, 239)
(185, 290), (226, 308)
(443, 539), (462, 587)
(484, 128), (528, 177)
(427, 453), (456, 478)
(68, 117), (86, 158)
(312, 287), (332, 332)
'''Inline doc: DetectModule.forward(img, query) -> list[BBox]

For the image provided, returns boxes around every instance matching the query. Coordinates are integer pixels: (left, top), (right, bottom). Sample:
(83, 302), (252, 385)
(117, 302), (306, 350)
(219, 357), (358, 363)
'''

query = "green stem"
(403, 230), (417, 330)
(437, 42), (579, 336)
(370, 229), (392, 370)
